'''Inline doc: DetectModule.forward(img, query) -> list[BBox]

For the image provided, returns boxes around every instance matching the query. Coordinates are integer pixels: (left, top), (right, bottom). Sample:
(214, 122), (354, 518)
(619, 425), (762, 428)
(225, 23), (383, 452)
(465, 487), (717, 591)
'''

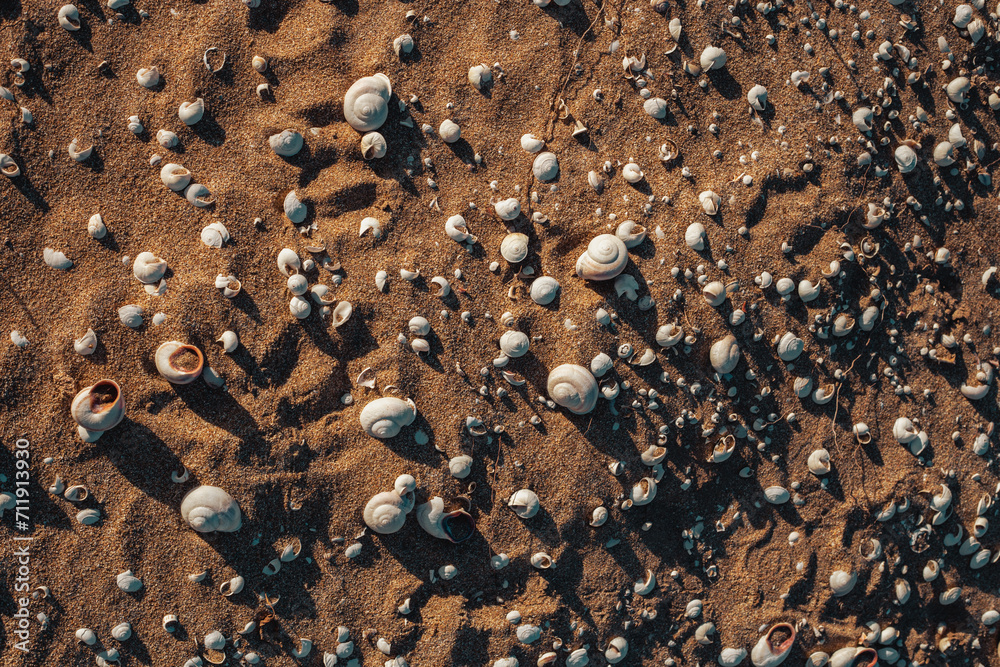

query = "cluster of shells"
(10, 0), (1000, 666)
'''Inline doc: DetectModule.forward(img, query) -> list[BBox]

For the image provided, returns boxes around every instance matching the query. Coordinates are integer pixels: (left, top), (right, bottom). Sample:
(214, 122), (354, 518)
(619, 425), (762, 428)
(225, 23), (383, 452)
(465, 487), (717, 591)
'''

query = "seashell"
(500, 331), (530, 357)
(530, 552), (553, 569)
(133, 251), (167, 284)
(44, 247), (73, 270)
(983, 610), (1000, 626)
(532, 152), (559, 181)
(699, 190), (721, 215)
(127, 116), (143, 134)
(156, 163), (192, 194)
(605, 637), (628, 664)
(643, 97), (668, 119)
(751, 623), (795, 667)
(364, 483), (414, 534)
(747, 84), (768, 111)
(184, 183), (213, 207)
(359, 216), (382, 239)
(501, 233), (530, 263)
(393, 34), (414, 57)
(118, 305), (143, 328)
(220, 575), (244, 596)
(547, 364), (599, 414)
(946, 76), (970, 104)
(710, 335), (740, 374)
(710, 435), (737, 463)
(76, 507), (100, 524)
(589, 506), (609, 528)
(116, 570), (143, 593)
(494, 198), (521, 220)
(720, 648), (748, 667)
(0, 153), (20, 178)
(615, 274), (639, 300)
(445, 214), (476, 243)
(277, 248), (301, 276)
(622, 162), (644, 183)
(181, 485), (242, 532)
(703, 281), (727, 307)
(588, 170), (604, 193)
(832, 314), (855, 337)
(656, 323), (683, 348)
(216, 275), (241, 298)
(162, 615), (179, 633)
(575, 234), (628, 281)
(808, 449), (831, 475)
(852, 107), (873, 133)
(940, 587), (962, 605)
(591, 353), (613, 377)
(508, 489), (540, 518)
(520, 134), (544, 153)
(468, 64), (492, 90)
(58, 4), (81, 31)
(449, 455), (473, 478)
(892, 417), (917, 443)
(631, 477), (657, 505)
(685, 222), (706, 250)
(333, 301), (353, 327)
(529, 276), (560, 305)
(776, 332), (804, 361)
(111, 622), (132, 641)
(155, 341), (204, 384)
(68, 138), (93, 162)
(700, 45), (727, 70)
(829, 569), (856, 596)
(201, 222), (230, 248)
(361, 132), (387, 159)
(74, 328), (98, 356)
(178, 98), (205, 125)
(283, 190), (308, 223)
(416, 496), (475, 543)
(616, 221), (646, 248)
(811, 384), (835, 405)
(360, 397), (417, 438)
(516, 624), (541, 644)
(764, 486), (789, 504)
(439, 119), (461, 143)
(797, 279), (820, 302)
(136, 66), (160, 87)
(853, 422), (870, 446)
(77, 628), (97, 645)
(408, 316), (431, 336)
(634, 569), (655, 595)
(894, 145), (917, 174)
(64, 484), (89, 502)
(269, 130), (303, 157)
(973, 433), (990, 456)
(71, 380), (125, 432)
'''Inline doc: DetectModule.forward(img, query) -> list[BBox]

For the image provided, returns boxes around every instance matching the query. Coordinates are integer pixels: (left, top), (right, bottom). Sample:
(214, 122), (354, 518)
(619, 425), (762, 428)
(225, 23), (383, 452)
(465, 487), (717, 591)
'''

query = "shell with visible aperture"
(71, 380), (125, 432)
(155, 341), (204, 385)
(269, 130), (303, 157)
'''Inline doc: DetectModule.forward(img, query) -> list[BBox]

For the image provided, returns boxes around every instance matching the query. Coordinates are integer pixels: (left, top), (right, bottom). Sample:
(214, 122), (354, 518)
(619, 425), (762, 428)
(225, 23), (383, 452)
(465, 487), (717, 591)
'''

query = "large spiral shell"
(546, 364), (599, 415)
(575, 234), (628, 281)
(359, 397), (417, 438)
(180, 485), (242, 533)
(71, 380), (125, 432)
(343, 74), (392, 132)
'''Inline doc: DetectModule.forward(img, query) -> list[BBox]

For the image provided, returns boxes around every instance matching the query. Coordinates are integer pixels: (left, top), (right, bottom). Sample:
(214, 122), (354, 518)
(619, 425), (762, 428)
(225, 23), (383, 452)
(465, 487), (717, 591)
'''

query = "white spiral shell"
(575, 234), (628, 281)
(155, 341), (204, 385)
(133, 251), (167, 284)
(360, 397), (417, 439)
(363, 491), (409, 534)
(499, 331), (530, 358)
(181, 485), (242, 533)
(361, 132), (387, 159)
(178, 98), (205, 125)
(445, 215), (476, 243)
(494, 198), (521, 220)
(532, 152), (559, 181)
(529, 276), (560, 305)
(547, 364), (599, 415)
(500, 233), (529, 263)
(269, 130), (303, 157)
(776, 332), (804, 361)
(160, 163), (191, 192)
(344, 74), (391, 132)
(700, 45), (727, 70)
(71, 380), (125, 432)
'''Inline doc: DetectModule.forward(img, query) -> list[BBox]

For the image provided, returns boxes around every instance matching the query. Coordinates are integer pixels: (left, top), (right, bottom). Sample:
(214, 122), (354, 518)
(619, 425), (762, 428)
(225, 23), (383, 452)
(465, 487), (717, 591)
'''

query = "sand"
(3, 0), (1000, 665)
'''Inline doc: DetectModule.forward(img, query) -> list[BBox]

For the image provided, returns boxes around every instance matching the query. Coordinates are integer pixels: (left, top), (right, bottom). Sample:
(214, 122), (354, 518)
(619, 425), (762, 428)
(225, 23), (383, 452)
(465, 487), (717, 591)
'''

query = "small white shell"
(616, 220), (646, 248)
(532, 152), (559, 181)
(700, 45), (727, 70)
(776, 332), (804, 361)
(500, 233), (530, 263)
(576, 234), (628, 281)
(699, 190), (721, 215)
(494, 198), (521, 220)
(364, 490), (410, 534)
(359, 216), (382, 238)
(685, 222), (706, 250)
(622, 162), (644, 183)
(156, 129), (178, 148)
(0, 153), (20, 178)
(277, 248), (301, 275)
(449, 455), (473, 478)
(643, 97), (668, 118)
(655, 324), (683, 348)
(155, 341), (204, 384)
(284, 190), (307, 223)
(606, 636), (628, 664)
(269, 129), (303, 157)
(445, 214), (476, 243)
(547, 364), (599, 414)
(184, 183), (213, 207)
(290, 296), (312, 319)
(178, 98), (205, 125)
(111, 622), (132, 641)
(808, 449), (831, 475)
(439, 119), (461, 143)
(508, 489), (540, 518)
(709, 335), (740, 374)
(360, 397), (417, 438)
(133, 252), (167, 284)
(499, 331), (530, 357)
(393, 34), (414, 57)
(127, 116), (143, 134)
(74, 328), (97, 355)
(201, 222), (230, 248)
(468, 64), (492, 90)
(764, 486), (789, 504)
(118, 305), (143, 328)
(520, 134), (544, 153)
(829, 569), (857, 596)
(160, 163), (191, 191)
(58, 4), (81, 31)
(116, 570), (143, 593)
(946, 76), (970, 104)
(44, 247), (73, 270)
(747, 84), (768, 111)
(529, 276), (560, 305)
(343, 74), (392, 132)
(361, 132), (387, 159)
(68, 138), (93, 162)
(136, 66), (160, 87)
(530, 552), (553, 569)
(894, 145), (917, 174)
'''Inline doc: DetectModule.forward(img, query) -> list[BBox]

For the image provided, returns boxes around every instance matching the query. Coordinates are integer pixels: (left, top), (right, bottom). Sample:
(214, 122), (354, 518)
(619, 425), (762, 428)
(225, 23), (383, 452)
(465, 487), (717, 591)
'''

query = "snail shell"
(500, 233), (529, 263)
(520, 134), (544, 153)
(133, 251), (167, 284)
(808, 448), (832, 475)
(445, 214), (476, 243)
(575, 234), (628, 281)
(643, 97), (667, 119)
(494, 198), (521, 220)
(439, 119), (461, 143)
(622, 162), (644, 183)
(616, 220), (646, 248)
(547, 364), (599, 415)
(685, 222), (706, 250)
(184, 183), (213, 207)
(178, 98), (205, 125)
(499, 331), (530, 358)
(776, 332), (804, 361)
(284, 190), (307, 223)
(71, 380), (125, 432)
(181, 485), (242, 533)
(532, 152), (559, 181)
(359, 397), (417, 439)
(0, 153), (20, 178)
(361, 132), (387, 159)
(160, 163), (191, 191)
(74, 328), (97, 355)
(155, 342), (204, 384)
(393, 34), (414, 57)
(529, 276), (560, 305)
(829, 569), (857, 596)
(269, 130), (303, 157)
(136, 66), (160, 87)
(699, 190), (721, 216)
(156, 129), (178, 148)
(58, 4), (81, 31)
(709, 335), (740, 374)
(895, 145), (917, 173)
(747, 84), (767, 111)
(343, 74), (392, 132)
(468, 64), (492, 90)
(415, 496), (475, 543)
(508, 489), (540, 518)
(700, 45), (727, 70)
(656, 324), (683, 348)
(363, 489), (412, 534)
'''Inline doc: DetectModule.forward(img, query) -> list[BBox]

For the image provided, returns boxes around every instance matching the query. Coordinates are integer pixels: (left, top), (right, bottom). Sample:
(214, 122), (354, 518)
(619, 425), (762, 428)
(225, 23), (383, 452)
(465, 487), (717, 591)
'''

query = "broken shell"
(634, 569), (655, 595)
(946, 76), (970, 104)
(445, 215), (476, 243)
(220, 576), (245, 596)
(71, 380), (125, 432)
(155, 341), (204, 384)
(530, 552), (553, 569)
(332, 301), (353, 327)
(277, 248), (301, 276)
(892, 417), (917, 443)
(747, 84), (768, 111)
(508, 489), (540, 519)
(605, 637), (628, 664)
(77, 628), (97, 645)
(501, 233), (530, 263)
(656, 324), (683, 348)
(178, 98), (205, 125)
(394, 34), (414, 57)
(616, 221), (646, 248)
(811, 384), (836, 405)
(68, 138), (93, 162)
(184, 183), (213, 207)
(521, 134), (544, 153)
(58, 4), (81, 31)
(361, 132), (387, 159)
(136, 66), (160, 87)
(0, 153), (20, 178)
(269, 129), (303, 157)
(751, 623), (795, 667)
(631, 477), (657, 505)
(359, 216), (382, 239)
(216, 275), (241, 298)
(181, 485), (242, 532)
(547, 364), (599, 414)
(576, 234), (628, 281)
(74, 328), (97, 355)
(64, 484), (89, 502)
(699, 190), (721, 216)
(415, 496), (474, 543)
(853, 422), (871, 444)
(360, 397), (417, 438)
